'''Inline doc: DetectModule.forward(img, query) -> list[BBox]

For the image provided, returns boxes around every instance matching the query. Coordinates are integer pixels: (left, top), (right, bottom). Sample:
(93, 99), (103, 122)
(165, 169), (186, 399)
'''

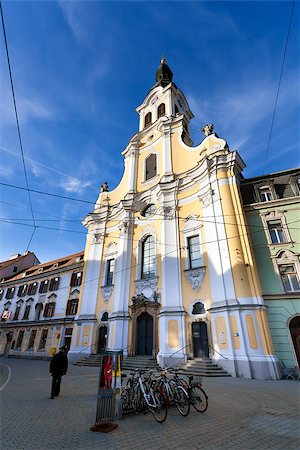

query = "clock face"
(150, 95), (158, 105)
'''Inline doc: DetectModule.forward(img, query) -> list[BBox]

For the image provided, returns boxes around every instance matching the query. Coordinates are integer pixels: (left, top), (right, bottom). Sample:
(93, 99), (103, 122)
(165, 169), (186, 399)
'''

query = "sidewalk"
(0, 357), (299, 449)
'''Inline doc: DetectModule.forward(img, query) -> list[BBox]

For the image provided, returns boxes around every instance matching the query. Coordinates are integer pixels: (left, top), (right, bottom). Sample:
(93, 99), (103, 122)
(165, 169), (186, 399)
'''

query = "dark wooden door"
(98, 326), (108, 353)
(192, 322), (209, 358)
(137, 313), (153, 355)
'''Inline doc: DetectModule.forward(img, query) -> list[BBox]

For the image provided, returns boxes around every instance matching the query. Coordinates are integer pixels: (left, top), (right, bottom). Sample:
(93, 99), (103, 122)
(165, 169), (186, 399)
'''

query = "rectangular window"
(259, 188), (273, 202)
(49, 277), (60, 291)
(13, 306), (21, 321)
(27, 282), (38, 295)
(43, 302), (55, 318)
(71, 272), (82, 287)
(5, 287), (15, 300)
(188, 236), (202, 269)
(27, 329), (37, 350)
(279, 265), (300, 292)
(141, 236), (156, 279)
(66, 299), (79, 316)
(22, 305), (31, 320)
(268, 221), (286, 244)
(38, 329), (48, 350)
(15, 330), (24, 350)
(39, 280), (49, 294)
(106, 259), (115, 286)
(17, 284), (28, 297)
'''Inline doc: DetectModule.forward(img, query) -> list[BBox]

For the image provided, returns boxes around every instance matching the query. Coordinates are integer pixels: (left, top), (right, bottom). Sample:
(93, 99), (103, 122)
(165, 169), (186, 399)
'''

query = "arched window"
(101, 312), (109, 322)
(35, 302), (43, 321)
(141, 235), (156, 279)
(145, 153), (157, 181)
(141, 204), (156, 217)
(174, 104), (179, 115)
(157, 103), (165, 119)
(144, 112), (152, 129)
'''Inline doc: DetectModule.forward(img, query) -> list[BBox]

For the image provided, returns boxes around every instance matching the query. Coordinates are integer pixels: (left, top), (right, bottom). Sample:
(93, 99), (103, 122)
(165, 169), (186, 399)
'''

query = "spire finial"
(155, 56), (173, 87)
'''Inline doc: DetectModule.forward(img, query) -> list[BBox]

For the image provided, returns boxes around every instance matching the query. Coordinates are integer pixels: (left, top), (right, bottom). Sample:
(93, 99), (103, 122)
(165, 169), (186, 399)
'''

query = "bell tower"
(135, 57), (194, 146)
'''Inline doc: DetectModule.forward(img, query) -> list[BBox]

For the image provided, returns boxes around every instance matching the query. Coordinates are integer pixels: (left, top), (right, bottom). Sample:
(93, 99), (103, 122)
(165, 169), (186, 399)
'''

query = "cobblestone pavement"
(0, 357), (299, 450)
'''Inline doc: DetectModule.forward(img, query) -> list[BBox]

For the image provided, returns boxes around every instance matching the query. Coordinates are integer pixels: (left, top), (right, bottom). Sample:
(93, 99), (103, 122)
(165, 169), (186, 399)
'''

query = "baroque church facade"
(70, 58), (280, 379)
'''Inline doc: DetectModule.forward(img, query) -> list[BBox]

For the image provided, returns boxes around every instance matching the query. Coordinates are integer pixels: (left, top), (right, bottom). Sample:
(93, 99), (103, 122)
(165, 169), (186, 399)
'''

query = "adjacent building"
(0, 252), (84, 358)
(240, 169), (300, 370)
(68, 58), (281, 379)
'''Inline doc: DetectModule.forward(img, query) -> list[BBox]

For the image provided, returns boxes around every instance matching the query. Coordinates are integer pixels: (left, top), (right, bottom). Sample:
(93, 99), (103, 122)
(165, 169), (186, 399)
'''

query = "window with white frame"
(145, 154), (157, 181)
(70, 272), (82, 287)
(267, 220), (286, 244)
(258, 186), (273, 202)
(141, 235), (156, 279)
(279, 265), (300, 292)
(105, 259), (115, 286)
(187, 235), (202, 269)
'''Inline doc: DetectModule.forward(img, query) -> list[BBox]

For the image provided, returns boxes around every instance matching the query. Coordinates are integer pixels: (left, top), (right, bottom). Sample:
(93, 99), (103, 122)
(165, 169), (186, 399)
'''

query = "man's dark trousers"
(51, 375), (62, 397)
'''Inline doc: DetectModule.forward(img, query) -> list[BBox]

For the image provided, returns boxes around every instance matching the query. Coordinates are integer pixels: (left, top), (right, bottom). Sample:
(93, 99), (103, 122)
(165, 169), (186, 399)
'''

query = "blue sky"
(0, 1), (299, 263)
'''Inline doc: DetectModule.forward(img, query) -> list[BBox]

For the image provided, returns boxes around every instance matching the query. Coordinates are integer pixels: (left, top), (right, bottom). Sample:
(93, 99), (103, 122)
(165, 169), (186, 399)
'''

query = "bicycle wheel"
(174, 385), (190, 417)
(121, 388), (130, 412)
(190, 385), (208, 412)
(149, 391), (168, 423)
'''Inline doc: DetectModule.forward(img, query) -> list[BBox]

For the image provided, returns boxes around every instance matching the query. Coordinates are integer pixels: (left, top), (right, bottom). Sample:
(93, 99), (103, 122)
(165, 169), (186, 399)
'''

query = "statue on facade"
(201, 124), (214, 137)
(100, 181), (109, 192)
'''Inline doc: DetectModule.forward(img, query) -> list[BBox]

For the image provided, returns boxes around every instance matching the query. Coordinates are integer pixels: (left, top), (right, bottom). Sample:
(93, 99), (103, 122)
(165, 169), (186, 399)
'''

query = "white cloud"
(58, 1), (88, 43)
(0, 87), (54, 126)
(60, 178), (92, 194)
(0, 164), (14, 178)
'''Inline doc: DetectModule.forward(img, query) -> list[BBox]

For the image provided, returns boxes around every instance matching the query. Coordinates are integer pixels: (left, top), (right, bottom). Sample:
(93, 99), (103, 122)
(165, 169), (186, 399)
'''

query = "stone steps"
(74, 354), (230, 377)
(180, 357), (231, 377)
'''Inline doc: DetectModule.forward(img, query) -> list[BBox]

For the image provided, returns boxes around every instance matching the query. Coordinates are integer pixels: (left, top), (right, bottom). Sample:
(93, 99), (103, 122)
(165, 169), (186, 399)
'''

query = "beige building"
(0, 252), (84, 358)
(68, 58), (280, 379)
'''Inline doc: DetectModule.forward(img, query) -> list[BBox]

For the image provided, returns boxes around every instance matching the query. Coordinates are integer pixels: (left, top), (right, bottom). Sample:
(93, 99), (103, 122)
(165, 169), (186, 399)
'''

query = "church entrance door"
(137, 313), (153, 356)
(192, 322), (209, 358)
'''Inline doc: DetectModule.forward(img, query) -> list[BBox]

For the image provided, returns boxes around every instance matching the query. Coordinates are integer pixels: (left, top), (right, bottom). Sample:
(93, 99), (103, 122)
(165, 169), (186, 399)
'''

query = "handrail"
(170, 344), (191, 358)
(78, 343), (97, 354)
(122, 345), (132, 352)
(209, 344), (228, 360)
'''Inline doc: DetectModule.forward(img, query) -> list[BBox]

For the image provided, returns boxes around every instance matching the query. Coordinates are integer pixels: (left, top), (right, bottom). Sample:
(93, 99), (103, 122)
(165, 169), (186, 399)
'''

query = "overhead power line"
(0, 2), (36, 228)
(0, 182), (96, 206)
(263, 0), (296, 174)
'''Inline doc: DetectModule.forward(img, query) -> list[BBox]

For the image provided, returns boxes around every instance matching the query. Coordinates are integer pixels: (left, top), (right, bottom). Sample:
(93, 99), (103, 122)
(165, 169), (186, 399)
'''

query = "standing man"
(49, 346), (68, 399)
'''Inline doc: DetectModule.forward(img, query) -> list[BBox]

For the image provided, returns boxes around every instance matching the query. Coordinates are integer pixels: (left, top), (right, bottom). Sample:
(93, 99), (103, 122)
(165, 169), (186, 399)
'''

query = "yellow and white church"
(70, 58), (280, 379)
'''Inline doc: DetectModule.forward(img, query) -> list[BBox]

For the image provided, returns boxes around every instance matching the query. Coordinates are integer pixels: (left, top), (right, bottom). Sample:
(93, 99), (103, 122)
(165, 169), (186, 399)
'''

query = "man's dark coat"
(50, 350), (68, 376)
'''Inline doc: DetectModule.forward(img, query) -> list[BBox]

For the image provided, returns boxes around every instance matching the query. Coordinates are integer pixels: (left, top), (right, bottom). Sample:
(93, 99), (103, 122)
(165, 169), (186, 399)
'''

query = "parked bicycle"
(156, 368), (190, 417)
(121, 369), (168, 423)
(179, 373), (208, 412)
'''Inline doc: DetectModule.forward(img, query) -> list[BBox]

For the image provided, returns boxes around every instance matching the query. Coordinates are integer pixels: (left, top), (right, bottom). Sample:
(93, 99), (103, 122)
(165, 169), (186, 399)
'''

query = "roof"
(0, 252), (37, 270)
(3, 251), (84, 282)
